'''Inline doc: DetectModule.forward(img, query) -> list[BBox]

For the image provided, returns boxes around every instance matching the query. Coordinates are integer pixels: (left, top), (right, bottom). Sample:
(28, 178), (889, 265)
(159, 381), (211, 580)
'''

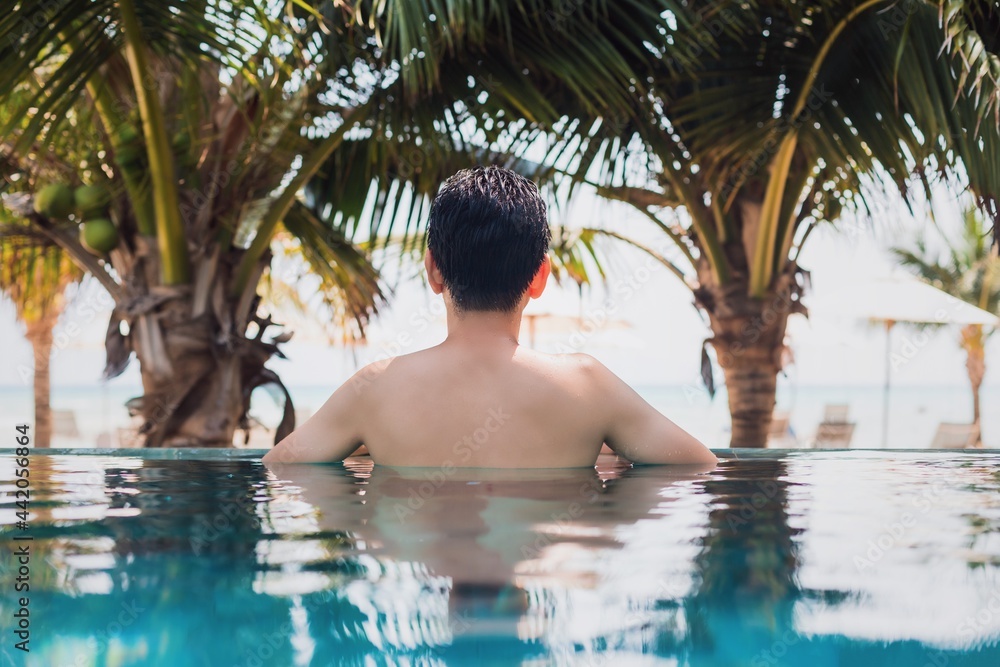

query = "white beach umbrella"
(844, 275), (999, 327)
(519, 302), (633, 350)
(825, 274), (998, 446)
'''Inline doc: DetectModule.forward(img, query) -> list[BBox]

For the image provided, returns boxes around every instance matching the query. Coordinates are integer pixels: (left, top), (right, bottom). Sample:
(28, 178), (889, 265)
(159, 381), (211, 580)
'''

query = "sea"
(0, 382), (995, 450)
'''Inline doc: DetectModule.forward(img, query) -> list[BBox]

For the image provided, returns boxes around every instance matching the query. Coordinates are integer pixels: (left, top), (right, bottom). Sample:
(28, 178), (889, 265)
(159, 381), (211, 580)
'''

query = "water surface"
(1, 449), (998, 666)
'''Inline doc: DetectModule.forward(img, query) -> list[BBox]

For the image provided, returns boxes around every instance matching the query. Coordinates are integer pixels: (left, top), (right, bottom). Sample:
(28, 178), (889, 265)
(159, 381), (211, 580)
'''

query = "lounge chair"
(822, 404), (851, 424)
(930, 422), (981, 449)
(52, 409), (81, 439)
(812, 422), (856, 448)
(767, 411), (796, 447)
(808, 403), (856, 448)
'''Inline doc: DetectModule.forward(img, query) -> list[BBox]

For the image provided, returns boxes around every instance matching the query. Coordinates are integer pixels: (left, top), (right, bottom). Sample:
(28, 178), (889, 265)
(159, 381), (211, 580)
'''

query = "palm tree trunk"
(25, 314), (57, 448)
(702, 288), (792, 448)
(695, 251), (804, 448)
(134, 341), (244, 447)
(131, 311), (257, 447)
(961, 324), (985, 443)
(124, 259), (292, 447)
(719, 343), (781, 447)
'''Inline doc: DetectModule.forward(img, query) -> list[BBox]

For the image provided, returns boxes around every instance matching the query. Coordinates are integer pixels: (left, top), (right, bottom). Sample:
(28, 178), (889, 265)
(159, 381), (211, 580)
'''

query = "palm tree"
(1, 1), (385, 446)
(0, 1), (687, 446)
(548, 1), (1000, 446)
(0, 230), (81, 447)
(892, 208), (1000, 432)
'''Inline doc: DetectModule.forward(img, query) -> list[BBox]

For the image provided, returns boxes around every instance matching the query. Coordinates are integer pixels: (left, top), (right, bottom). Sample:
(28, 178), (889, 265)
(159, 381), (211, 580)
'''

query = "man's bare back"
(263, 334), (716, 467)
(348, 344), (608, 467)
(262, 167), (716, 469)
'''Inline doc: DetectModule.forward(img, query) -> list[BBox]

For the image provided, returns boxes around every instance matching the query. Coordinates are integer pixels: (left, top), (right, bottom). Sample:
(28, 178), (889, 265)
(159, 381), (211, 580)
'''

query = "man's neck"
(443, 307), (522, 348)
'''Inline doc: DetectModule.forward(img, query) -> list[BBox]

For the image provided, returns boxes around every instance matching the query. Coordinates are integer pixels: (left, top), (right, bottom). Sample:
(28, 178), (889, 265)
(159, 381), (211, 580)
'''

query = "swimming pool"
(1, 449), (998, 666)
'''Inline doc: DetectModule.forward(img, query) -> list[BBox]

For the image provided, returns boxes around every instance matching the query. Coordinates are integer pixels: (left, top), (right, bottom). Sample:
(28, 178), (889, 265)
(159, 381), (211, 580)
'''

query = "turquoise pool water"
(1, 449), (999, 666)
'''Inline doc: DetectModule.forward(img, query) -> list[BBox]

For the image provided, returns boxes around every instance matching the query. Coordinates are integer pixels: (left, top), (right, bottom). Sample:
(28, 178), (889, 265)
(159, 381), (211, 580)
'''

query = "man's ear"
(424, 250), (445, 295)
(527, 254), (551, 299)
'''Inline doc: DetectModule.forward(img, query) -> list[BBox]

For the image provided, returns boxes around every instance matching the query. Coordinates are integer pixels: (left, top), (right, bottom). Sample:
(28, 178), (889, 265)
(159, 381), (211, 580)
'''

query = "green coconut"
(74, 185), (110, 217)
(33, 183), (75, 219)
(80, 218), (119, 254)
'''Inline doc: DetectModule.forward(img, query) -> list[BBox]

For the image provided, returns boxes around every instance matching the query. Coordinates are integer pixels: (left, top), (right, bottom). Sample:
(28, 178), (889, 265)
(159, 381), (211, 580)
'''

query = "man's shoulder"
(516, 350), (613, 385)
(346, 348), (437, 394)
(523, 350), (606, 371)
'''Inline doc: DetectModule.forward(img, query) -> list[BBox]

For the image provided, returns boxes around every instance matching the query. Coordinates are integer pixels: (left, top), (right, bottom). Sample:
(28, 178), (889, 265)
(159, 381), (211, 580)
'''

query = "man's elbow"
(696, 449), (719, 466)
(261, 446), (283, 465)
(678, 440), (718, 467)
(262, 434), (299, 465)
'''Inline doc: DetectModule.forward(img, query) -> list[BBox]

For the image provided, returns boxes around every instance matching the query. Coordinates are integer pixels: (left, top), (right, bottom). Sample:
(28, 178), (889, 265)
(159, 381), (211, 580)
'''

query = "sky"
(1, 181), (997, 397)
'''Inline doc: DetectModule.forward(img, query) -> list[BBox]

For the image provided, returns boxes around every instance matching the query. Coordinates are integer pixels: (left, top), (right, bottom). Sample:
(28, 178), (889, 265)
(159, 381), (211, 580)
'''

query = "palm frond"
(0, 0), (270, 154)
(279, 199), (385, 340)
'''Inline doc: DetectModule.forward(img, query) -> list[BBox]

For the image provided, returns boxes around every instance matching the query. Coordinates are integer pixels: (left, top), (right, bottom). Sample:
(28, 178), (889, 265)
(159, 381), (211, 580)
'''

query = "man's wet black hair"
(427, 166), (550, 312)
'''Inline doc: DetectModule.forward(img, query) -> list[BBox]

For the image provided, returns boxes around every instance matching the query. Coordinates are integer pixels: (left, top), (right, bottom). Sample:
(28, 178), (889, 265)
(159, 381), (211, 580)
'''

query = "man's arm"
(582, 355), (718, 466)
(261, 365), (372, 465)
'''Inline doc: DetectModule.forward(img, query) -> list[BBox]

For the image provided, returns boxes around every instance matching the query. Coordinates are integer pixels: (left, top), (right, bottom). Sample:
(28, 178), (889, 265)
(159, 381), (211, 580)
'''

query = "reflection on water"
(0, 451), (998, 666)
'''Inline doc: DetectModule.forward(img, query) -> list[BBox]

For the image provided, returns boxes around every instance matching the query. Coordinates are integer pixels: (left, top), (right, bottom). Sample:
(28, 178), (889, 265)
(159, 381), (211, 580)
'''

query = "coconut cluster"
(33, 182), (118, 255)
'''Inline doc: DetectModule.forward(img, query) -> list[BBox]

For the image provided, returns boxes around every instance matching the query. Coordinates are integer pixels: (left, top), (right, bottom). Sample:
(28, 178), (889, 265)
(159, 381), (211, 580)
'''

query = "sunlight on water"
(0, 450), (998, 666)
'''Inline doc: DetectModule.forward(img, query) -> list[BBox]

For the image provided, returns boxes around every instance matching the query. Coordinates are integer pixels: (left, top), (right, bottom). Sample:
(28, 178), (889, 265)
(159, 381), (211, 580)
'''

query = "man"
(263, 166), (716, 468)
